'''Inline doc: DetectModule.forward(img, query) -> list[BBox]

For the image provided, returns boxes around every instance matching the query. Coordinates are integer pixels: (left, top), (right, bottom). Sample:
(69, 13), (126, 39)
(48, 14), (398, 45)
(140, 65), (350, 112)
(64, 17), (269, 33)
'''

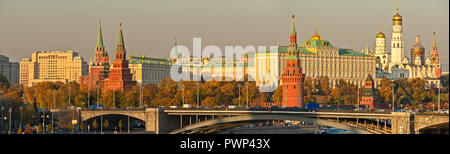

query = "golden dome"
(376, 32), (385, 38)
(393, 8), (402, 25)
(376, 24), (385, 38)
(310, 24), (322, 40)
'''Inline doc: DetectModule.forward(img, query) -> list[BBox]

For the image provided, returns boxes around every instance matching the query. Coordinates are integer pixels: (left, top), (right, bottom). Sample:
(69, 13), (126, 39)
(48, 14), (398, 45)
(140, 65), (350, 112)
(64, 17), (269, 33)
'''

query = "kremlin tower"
(430, 32), (441, 78)
(79, 21), (110, 89)
(281, 15), (305, 108)
(103, 23), (136, 91)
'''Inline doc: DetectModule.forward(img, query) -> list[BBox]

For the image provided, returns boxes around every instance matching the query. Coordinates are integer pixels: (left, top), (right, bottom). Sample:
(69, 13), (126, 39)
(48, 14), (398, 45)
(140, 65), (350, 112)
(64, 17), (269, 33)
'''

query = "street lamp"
(20, 106), (23, 133)
(181, 85), (185, 107)
(337, 83), (340, 110)
(3, 115), (6, 134)
(238, 84), (242, 108)
(8, 108), (11, 134)
(392, 83), (395, 111)
(246, 82), (249, 109)
(438, 83), (441, 112)
(357, 84), (360, 110)
(196, 82), (200, 108)
(1, 106), (4, 133)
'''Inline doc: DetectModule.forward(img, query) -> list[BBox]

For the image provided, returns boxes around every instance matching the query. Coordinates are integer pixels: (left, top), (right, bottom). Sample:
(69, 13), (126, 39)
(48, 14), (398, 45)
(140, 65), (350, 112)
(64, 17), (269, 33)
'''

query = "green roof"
(300, 40), (334, 48)
(115, 23), (126, 53)
(339, 49), (371, 57)
(97, 22), (104, 48)
(128, 56), (171, 66)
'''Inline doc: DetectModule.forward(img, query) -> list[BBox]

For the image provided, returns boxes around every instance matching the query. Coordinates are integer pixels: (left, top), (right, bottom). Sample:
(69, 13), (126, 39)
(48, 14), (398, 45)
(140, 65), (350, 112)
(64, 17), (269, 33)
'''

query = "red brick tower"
(281, 15), (305, 108)
(103, 23), (136, 91)
(430, 32), (441, 78)
(79, 21), (110, 89)
(360, 74), (378, 109)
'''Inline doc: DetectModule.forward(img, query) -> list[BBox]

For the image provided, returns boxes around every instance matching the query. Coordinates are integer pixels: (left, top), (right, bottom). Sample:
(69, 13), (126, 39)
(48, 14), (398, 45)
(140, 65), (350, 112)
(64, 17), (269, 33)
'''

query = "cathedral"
(375, 6), (442, 87)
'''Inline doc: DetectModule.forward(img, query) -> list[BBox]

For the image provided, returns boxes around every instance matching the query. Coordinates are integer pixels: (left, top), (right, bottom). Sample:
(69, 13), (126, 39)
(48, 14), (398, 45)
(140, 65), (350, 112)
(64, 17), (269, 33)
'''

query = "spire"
(287, 15), (299, 61)
(432, 32), (438, 48)
(290, 15), (296, 34)
(396, 2), (399, 13)
(172, 37), (178, 59)
(310, 23), (322, 40)
(115, 22), (126, 53)
(97, 21), (104, 48)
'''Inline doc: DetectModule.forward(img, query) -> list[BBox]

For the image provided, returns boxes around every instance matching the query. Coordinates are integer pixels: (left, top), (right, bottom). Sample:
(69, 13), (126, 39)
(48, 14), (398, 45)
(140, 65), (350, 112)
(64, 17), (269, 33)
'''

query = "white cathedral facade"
(374, 7), (442, 87)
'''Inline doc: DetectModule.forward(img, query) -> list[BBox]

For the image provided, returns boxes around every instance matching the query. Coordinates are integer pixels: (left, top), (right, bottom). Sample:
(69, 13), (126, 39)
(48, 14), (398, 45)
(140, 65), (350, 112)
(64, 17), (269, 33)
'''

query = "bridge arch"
(80, 110), (147, 122)
(170, 114), (375, 134)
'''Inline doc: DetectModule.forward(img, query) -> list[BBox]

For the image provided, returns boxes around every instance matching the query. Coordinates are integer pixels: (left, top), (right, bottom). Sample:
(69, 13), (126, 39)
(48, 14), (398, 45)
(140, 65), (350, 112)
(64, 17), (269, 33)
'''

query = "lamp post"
(8, 108), (12, 134)
(357, 84), (360, 110)
(97, 85), (99, 108)
(196, 82), (200, 108)
(246, 82), (249, 109)
(88, 87), (90, 109)
(392, 83), (395, 111)
(238, 84), (242, 108)
(337, 83), (340, 110)
(181, 85), (185, 107)
(68, 85), (71, 109)
(20, 106), (23, 133)
(1, 106), (3, 133)
(3, 114), (6, 134)
(113, 89), (115, 109)
(438, 83), (441, 112)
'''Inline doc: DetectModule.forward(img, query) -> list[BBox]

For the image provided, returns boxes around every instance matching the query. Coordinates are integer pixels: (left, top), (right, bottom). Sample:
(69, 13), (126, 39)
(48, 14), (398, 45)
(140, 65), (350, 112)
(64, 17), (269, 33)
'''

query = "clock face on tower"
(431, 57), (437, 62)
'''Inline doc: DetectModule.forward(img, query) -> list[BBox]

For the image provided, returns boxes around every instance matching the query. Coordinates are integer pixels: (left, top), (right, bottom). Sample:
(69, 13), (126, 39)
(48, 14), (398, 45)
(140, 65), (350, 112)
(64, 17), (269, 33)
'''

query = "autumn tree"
(272, 85), (282, 103)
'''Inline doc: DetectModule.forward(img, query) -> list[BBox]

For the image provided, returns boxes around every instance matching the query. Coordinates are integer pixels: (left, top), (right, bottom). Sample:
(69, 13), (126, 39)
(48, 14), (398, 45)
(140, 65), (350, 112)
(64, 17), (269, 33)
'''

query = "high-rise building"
(0, 54), (19, 84)
(281, 15), (304, 108)
(19, 51), (88, 87)
(103, 23), (136, 91)
(79, 21), (111, 89)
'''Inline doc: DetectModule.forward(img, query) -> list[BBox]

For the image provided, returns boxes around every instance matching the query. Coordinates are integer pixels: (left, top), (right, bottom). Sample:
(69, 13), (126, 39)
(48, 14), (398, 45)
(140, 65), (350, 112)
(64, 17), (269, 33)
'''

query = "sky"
(0, 0), (448, 71)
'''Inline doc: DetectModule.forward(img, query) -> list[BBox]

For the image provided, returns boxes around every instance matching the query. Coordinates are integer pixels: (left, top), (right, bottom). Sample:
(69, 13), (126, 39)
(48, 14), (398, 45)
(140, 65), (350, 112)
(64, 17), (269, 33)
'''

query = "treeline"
(20, 79), (263, 109)
(272, 75), (449, 110)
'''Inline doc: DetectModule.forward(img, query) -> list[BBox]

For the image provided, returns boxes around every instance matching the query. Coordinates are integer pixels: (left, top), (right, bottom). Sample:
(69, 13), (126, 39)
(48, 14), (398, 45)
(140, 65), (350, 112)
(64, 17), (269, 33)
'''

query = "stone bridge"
(79, 109), (449, 134)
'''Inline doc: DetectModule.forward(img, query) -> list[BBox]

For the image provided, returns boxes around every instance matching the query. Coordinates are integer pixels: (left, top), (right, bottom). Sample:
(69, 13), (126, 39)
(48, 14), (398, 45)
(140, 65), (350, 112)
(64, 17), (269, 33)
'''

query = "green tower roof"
(97, 21), (104, 48)
(115, 23), (126, 53)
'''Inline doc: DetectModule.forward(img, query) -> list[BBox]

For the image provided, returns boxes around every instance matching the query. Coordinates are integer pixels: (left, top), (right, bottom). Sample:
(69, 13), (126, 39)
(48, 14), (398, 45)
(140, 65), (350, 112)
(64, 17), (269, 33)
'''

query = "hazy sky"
(0, 0), (448, 71)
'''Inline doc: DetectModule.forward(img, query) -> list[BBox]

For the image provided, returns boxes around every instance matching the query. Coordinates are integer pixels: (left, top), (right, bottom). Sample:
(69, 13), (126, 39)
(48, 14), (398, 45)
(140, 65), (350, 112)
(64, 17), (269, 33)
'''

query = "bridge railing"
(81, 108), (146, 111)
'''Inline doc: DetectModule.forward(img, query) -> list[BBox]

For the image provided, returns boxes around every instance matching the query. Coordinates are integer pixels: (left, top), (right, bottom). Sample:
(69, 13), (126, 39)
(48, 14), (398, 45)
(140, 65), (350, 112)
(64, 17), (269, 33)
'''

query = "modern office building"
(0, 54), (19, 84)
(19, 51), (88, 87)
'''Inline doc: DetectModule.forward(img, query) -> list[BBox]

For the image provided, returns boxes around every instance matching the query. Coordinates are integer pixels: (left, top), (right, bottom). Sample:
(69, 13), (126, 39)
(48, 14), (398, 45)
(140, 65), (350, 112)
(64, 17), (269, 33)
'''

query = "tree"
(118, 120), (123, 133)
(377, 78), (393, 104)
(17, 127), (22, 134)
(92, 119), (98, 134)
(201, 97), (216, 107)
(103, 120), (109, 131)
(38, 124), (43, 134)
(273, 85), (282, 103)
(315, 76), (330, 95)
(47, 124), (53, 133)
(79, 122), (84, 134)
